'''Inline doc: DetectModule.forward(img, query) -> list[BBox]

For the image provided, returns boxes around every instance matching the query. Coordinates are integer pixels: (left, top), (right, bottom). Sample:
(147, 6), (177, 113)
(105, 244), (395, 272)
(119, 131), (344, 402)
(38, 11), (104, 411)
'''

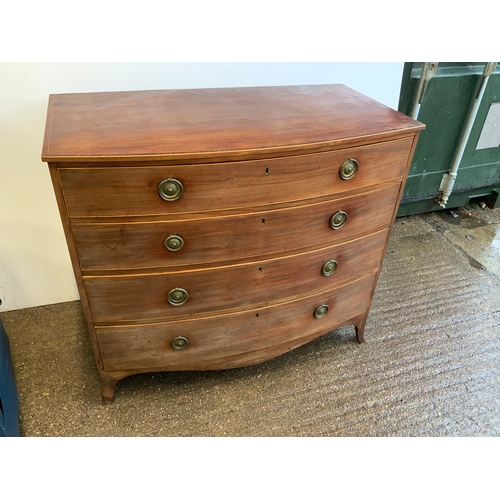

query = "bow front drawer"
(84, 229), (388, 324)
(73, 183), (400, 271)
(59, 137), (412, 218)
(96, 273), (377, 372)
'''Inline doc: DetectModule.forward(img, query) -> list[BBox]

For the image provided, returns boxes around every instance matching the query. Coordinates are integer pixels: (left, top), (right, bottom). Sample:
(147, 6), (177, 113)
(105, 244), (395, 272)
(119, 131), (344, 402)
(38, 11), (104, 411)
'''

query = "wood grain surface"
(42, 85), (424, 163)
(84, 228), (388, 323)
(96, 273), (376, 372)
(59, 137), (411, 218)
(72, 183), (400, 272)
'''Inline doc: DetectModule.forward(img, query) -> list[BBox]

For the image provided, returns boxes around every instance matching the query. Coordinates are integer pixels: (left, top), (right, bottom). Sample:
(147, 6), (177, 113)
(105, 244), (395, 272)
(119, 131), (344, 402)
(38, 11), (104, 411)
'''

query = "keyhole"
(262, 218), (266, 225)
(255, 313), (259, 318)
(265, 168), (269, 175)
(258, 267), (262, 272)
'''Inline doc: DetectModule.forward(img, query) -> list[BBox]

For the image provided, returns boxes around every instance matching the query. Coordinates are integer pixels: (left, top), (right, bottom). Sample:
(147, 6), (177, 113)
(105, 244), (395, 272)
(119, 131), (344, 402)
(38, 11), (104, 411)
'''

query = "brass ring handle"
(330, 210), (348, 230)
(322, 259), (338, 276)
(168, 288), (189, 306)
(164, 234), (184, 252)
(314, 304), (329, 319)
(171, 336), (189, 350)
(158, 178), (184, 201)
(339, 158), (358, 180)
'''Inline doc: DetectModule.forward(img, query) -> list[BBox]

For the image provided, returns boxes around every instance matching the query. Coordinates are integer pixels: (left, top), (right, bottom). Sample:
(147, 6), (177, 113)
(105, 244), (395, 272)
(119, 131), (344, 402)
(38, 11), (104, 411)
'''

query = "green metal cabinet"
(398, 62), (500, 216)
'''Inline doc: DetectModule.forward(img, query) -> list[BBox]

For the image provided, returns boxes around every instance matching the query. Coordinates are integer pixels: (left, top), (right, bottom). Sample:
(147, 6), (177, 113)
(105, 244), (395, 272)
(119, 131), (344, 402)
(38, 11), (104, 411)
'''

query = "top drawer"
(59, 137), (413, 218)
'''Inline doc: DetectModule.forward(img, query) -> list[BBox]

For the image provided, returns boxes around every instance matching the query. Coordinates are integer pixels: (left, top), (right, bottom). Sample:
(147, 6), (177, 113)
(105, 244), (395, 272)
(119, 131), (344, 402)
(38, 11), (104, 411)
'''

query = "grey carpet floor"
(2, 208), (500, 436)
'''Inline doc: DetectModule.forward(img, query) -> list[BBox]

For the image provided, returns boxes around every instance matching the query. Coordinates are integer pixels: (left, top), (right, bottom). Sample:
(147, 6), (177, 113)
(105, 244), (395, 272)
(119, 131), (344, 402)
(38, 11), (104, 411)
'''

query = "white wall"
(0, 62), (404, 311)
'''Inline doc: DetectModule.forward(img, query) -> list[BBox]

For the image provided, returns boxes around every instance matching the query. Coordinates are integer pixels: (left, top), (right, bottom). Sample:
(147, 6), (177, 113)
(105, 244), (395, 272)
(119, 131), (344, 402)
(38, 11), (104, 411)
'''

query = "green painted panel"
(397, 62), (500, 215)
(461, 75), (500, 167)
(398, 186), (498, 216)
(404, 164), (500, 198)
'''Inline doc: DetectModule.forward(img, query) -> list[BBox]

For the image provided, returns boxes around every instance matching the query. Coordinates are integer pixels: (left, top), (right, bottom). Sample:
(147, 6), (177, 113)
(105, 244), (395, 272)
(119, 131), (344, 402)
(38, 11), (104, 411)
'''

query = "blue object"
(0, 318), (20, 437)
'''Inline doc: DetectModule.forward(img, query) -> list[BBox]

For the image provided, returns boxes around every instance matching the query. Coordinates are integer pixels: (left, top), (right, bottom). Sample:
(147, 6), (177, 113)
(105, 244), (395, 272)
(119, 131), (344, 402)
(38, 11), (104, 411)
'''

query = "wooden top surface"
(41, 84), (424, 163)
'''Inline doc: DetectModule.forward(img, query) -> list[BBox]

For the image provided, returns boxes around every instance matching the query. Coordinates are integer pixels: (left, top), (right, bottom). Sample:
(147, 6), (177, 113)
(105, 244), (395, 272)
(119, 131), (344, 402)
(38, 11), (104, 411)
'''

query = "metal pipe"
(438, 62), (497, 208)
(410, 62), (438, 119)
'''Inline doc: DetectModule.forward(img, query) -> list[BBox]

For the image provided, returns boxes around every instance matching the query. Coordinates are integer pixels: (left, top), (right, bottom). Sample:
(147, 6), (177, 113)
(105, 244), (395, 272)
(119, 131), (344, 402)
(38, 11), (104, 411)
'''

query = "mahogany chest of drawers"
(42, 84), (424, 403)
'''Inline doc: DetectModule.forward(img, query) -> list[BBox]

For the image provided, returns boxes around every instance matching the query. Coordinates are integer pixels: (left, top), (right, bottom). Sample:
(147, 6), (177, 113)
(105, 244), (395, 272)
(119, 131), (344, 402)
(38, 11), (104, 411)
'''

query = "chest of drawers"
(42, 84), (424, 403)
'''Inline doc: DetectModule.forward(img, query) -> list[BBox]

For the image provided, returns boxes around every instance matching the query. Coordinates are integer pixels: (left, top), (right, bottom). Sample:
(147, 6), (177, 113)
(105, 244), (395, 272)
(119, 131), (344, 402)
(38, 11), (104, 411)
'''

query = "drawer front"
(97, 273), (376, 371)
(85, 229), (388, 323)
(60, 137), (412, 218)
(73, 183), (400, 271)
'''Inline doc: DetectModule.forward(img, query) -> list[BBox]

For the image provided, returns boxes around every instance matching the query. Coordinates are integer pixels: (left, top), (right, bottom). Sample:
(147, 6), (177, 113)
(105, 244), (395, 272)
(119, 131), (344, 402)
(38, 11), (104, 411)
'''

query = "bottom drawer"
(97, 272), (376, 372)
